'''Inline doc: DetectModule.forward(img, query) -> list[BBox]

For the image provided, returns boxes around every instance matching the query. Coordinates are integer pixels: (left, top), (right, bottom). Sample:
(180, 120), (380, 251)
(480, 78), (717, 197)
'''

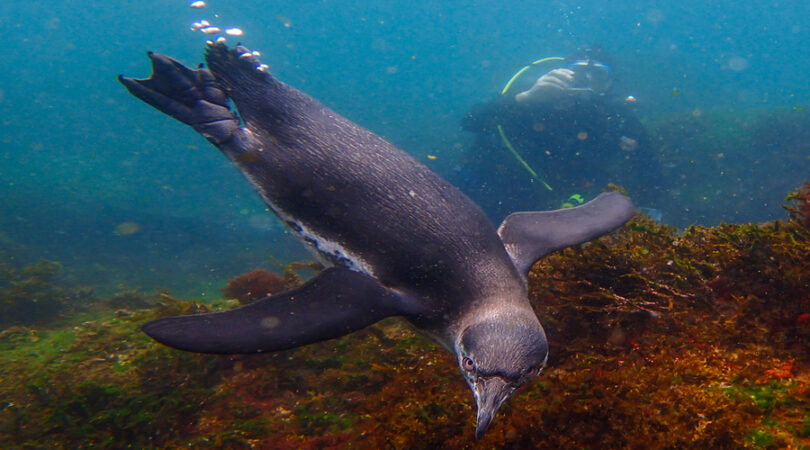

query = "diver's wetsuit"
(456, 93), (662, 222)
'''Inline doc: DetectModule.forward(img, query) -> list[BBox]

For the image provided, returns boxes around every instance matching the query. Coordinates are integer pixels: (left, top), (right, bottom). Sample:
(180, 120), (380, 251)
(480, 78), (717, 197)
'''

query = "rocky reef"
(1, 186), (808, 448)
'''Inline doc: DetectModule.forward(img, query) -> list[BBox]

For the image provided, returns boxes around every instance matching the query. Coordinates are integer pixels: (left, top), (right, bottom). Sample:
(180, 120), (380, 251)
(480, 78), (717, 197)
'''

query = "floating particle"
(727, 56), (749, 72)
(619, 136), (638, 152)
(189, 1), (205, 8)
(260, 316), (281, 329)
(225, 27), (243, 36)
(201, 26), (221, 34)
(113, 222), (141, 236)
(624, 95), (636, 103)
(277, 15), (292, 28)
(427, 155), (437, 160)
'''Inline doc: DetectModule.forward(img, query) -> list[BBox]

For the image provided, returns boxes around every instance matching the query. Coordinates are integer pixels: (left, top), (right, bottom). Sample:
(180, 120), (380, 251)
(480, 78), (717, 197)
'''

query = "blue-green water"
(1, 1), (809, 295)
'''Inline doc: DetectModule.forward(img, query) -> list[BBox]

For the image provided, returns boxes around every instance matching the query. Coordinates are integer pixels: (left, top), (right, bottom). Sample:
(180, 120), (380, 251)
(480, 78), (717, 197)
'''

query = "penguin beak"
(473, 376), (515, 439)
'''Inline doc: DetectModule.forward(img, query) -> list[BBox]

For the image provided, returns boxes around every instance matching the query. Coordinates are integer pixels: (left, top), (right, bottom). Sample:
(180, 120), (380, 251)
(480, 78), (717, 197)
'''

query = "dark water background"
(1, 0), (808, 295)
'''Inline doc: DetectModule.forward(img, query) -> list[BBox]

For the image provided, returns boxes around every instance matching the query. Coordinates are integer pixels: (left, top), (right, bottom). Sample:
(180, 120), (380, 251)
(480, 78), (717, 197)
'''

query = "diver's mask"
(566, 60), (613, 93)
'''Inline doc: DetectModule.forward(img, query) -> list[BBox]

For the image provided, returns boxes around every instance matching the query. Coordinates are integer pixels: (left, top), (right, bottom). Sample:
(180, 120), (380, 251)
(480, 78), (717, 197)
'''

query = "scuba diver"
(455, 47), (663, 222)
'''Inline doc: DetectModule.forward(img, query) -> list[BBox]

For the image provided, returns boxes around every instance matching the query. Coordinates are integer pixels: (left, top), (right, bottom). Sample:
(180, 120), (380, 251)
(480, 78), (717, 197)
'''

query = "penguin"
(119, 43), (635, 438)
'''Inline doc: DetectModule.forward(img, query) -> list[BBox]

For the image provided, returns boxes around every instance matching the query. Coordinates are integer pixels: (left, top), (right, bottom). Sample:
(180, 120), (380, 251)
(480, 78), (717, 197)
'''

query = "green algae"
(0, 301), (228, 448)
(0, 188), (809, 448)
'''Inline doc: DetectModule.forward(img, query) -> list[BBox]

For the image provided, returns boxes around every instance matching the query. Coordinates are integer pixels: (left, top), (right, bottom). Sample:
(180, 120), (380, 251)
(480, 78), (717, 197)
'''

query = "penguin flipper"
(497, 192), (635, 277)
(141, 268), (410, 354)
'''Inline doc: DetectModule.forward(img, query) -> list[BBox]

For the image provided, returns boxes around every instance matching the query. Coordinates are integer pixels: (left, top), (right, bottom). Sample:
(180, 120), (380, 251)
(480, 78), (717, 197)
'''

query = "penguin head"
(456, 316), (548, 439)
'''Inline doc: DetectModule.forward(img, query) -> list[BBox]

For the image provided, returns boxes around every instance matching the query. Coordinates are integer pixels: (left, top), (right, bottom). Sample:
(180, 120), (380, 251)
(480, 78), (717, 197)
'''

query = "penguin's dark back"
(205, 46), (517, 301)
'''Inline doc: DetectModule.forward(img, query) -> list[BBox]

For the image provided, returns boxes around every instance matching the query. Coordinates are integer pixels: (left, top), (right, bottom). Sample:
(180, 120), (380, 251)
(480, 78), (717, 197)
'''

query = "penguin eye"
(527, 365), (543, 377)
(462, 357), (475, 371)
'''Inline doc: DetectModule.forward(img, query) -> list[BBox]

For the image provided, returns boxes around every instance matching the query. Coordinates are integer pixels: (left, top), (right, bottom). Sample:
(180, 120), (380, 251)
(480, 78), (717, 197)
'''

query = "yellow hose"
(497, 125), (553, 191)
(495, 56), (563, 192)
(498, 56), (565, 191)
(501, 56), (565, 95)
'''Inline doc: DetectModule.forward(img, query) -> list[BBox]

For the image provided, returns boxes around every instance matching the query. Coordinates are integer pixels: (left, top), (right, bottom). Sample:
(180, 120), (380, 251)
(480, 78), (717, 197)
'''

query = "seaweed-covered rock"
(0, 259), (92, 328)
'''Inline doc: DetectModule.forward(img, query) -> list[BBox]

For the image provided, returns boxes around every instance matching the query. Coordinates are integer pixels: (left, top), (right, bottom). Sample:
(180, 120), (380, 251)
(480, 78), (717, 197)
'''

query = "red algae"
(223, 261), (322, 304)
(223, 268), (290, 304)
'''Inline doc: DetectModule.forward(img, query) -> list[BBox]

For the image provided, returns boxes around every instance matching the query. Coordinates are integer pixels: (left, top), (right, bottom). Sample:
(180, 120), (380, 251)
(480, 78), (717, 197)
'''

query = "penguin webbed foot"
(497, 192), (635, 277)
(119, 52), (239, 145)
(141, 268), (411, 354)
